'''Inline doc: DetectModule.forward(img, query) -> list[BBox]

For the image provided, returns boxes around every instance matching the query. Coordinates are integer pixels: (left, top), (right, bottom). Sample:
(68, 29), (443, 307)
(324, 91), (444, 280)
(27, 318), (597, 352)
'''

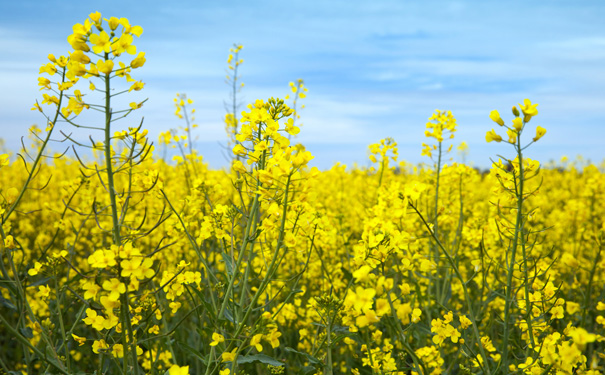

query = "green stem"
(54, 275), (71, 372)
(102, 60), (139, 375)
(411, 203), (491, 375)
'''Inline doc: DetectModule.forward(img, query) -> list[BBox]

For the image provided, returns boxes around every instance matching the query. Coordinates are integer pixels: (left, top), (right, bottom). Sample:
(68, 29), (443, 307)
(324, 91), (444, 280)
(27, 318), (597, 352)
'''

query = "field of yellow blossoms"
(0, 12), (604, 375)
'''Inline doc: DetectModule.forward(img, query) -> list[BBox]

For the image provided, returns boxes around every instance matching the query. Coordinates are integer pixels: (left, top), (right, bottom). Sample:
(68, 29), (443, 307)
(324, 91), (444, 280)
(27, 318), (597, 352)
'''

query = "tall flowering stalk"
(487, 100), (547, 374)
(422, 110), (457, 308)
(225, 44), (244, 149)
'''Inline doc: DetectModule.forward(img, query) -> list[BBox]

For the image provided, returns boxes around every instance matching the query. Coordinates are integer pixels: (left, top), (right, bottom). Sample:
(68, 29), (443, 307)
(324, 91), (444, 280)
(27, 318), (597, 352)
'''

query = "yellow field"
(0, 12), (603, 375)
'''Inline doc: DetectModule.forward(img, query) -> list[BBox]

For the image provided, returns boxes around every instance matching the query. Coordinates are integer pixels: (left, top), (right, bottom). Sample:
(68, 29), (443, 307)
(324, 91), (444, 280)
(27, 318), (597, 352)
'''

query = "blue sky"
(1, 0), (604, 169)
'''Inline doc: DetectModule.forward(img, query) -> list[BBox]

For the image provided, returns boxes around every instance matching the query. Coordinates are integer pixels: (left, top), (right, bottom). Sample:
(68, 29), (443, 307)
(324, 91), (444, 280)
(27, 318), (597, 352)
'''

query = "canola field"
(0, 12), (604, 375)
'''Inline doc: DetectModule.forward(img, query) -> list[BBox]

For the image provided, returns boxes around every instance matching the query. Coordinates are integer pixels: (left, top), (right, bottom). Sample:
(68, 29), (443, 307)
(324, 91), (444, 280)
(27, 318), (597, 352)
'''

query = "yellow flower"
(128, 81), (145, 92)
(97, 59), (114, 75)
(72, 334), (86, 346)
(37, 285), (51, 298)
(102, 278), (126, 301)
(3, 235), (15, 249)
(131, 52), (146, 68)
(232, 144), (247, 157)
(112, 33), (136, 56)
(210, 332), (225, 346)
(121, 258), (141, 278)
(39, 63), (57, 76)
(533, 126), (546, 141)
(81, 280), (101, 300)
(90, 31), (112, 54)
(489, 110), (504, 126)
(222, 347), (238, 362)
(38, 77), (51, 90)
(119, 18), (144, 37)
(485, 129), (502, 143)
(168, 365), (189, 375)
(106, 17), (120, 30)
(92, 339), (108, 354)
(28, 261), (44, 276)
(268, 329), (281, 348)
(89, 11), (102, 24)
(88, 249), (117, 268)
(512, 117), (523, 132)
(506, 129), (517, 144)
(459, 315), (472, 329)
(5, 188), (19, 205)
(411, 308), (422, 323)
(70, 50), (90, 64)
(250, 334), (263, 352)
(519, 98), (538, 121)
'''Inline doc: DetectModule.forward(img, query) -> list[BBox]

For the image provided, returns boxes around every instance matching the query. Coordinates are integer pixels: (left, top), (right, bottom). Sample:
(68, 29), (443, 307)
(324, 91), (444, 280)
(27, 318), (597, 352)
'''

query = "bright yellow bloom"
(70, 50), (90, 64)
(5, 188), (19, 205)
(250, 333), (263, 352)
(233, 144), (247, 157)
(489, 110), (504, 126)
(106, 17), (120, 30)
(506, 129), (517, 144)
(82, 280), (101, 300)
(222, 348), (237, 362)
(97, 59), (114, 75)
(72, 334), (86, 346)
(459, 315), (472, 329)
(102, 278), (126, 301)
(485, 129), (502, 143)
(512, 117), (523, 132)
(90, 31), (112, 54)
(112, 33), (136, 56)
(131, 52), (146, 68)
(92, 339), (108, 354)
(39, 63), (57, 76)
(168, 365), (189, 375)
(121, 258), (141, 278)
(267, 329), (281, 348)
(411, 308), (422, 323)
(67, 32), (90, 52)
(128, 81), (145, 92)
(533, 126), (546, 141)
(519, 98), (538, 121)
(38, 77), (51, 90)
(28, 261), (43, 276)
(119, 18), (143, 37)
(3, 235), (15, 249)
(89, 11), (102, 24)
(210, 332), (225, 346)
(88, 249), (117, 268)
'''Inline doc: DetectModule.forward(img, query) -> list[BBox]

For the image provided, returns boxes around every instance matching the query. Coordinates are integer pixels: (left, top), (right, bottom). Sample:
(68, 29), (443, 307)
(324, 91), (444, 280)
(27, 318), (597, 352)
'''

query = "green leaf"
(238, 354), (284, 367)
(176, 340), (208, 365)
(284, 347), (323, 367)
(0, 292), (17, 311)
(20, 327), (33, 338)
(221, 252), (234, 276)
(223, 308), (235, 323)
(300, 366), (318, 375)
